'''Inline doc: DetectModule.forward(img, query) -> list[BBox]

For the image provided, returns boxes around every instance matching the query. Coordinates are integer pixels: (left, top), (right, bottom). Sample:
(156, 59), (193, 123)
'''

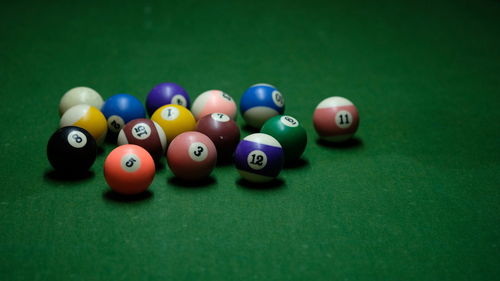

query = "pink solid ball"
(190, 90), (237, 120)
(166, 131), (217, 181)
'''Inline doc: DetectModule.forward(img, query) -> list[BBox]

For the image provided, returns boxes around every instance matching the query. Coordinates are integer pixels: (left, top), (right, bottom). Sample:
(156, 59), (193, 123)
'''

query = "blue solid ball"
(101, 94), (146, 133)
(240, 84), (285, 128)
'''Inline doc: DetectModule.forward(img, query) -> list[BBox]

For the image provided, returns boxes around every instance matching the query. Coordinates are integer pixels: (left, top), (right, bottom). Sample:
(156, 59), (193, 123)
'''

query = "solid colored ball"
(151, 104), (197, 143)
(47, 126), (97, 174)
(146, 82), (190, 116)
(261, 115), (307, 163)
(196, 113), (240, 162)
(313, 96), (359, 142)
(240, 83), (285, 129)
(234, 133), (284, 183)
(117, 119), (167, 161)
(166, 131), (217, 181)
(59, 86), (103, 116)
(191, 90), (237, 120)
(104, 144), (155, 195)
(59, 104), (107, 145)
(101, 93), (146, 134)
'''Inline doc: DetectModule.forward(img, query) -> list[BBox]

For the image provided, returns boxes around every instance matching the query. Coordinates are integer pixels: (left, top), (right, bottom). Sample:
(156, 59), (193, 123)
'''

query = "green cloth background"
(1, 0), (499, 280)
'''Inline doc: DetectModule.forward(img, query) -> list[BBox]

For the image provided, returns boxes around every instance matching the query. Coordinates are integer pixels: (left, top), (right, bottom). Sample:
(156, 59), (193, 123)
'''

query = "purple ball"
(146, 82), (190, 116)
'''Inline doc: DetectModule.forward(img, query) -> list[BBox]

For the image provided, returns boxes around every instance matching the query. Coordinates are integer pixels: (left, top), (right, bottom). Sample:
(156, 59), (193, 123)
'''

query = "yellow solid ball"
(59, 104), (108, 145)
(151, 104), (196, 143)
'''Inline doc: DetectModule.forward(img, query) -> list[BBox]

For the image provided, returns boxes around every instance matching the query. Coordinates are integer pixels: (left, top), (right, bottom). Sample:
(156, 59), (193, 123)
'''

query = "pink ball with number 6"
(313, 96), (359, 142)
(190, 90), (237, 120)
(166, 132), (217, 181)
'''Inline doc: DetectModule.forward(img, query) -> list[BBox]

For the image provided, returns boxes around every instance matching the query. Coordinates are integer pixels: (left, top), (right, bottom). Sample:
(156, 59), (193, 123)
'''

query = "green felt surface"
(1, 0), (500, 280)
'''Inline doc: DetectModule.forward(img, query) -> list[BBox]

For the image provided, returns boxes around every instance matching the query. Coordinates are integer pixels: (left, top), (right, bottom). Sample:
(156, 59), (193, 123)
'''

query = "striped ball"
(59, 104), (107, 145)
(234, 133), (284, 183)
(240, 84), (285, 129)
(117, 119), (167, 161)
(313, 96), (359, 142)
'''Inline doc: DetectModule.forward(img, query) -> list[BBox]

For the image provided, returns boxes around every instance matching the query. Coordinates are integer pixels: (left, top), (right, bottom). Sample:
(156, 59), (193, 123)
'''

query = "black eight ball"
(47, 126), (97, 174)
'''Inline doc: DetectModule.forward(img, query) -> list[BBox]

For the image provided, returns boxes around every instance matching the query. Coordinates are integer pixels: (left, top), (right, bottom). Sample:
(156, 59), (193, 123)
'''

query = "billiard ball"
(117, 119), (167, 161)
(234, 133), (284, 183)
(47, 126), (97, 174)
(191, 90), (237, 120)
(166, 131), (217, 181)
(151, 104), (196, 142)
(101, 93), (146, 134)
(261, 115), (307, 163)
(59, 104), (108, 145)
(146, 82), (190, 116)
(104, 144), (155, 195)
(59, 86), (103, 116)
(196, 113), (240, 162)
(240, 83), (285, 129)
(313, 96), (359, 142)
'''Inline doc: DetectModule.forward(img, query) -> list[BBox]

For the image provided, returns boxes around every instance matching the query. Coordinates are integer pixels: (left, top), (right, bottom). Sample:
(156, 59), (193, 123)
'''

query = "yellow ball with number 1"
(151, 104), (196, 143)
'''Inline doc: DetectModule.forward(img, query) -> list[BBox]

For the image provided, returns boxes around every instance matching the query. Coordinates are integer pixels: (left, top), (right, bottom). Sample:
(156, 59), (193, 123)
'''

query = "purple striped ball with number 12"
(234, 133), (284, 183)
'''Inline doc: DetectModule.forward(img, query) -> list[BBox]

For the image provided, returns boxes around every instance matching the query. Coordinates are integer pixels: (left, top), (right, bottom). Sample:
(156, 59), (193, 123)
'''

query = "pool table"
(1, 0), (499, 280)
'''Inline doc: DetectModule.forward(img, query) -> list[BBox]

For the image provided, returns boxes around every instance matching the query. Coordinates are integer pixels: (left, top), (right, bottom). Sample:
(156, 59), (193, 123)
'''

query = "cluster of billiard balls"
(47, 83), (359, 195)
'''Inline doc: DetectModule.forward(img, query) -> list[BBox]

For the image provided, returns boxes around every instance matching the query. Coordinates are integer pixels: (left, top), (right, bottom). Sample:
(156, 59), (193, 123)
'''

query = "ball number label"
(247, 150), (267, 170)
(189, 142), (208, 162)
(125, 158), (136, 167)
(132, 123), (151, 140)
(72, 134), (83, 143)
(161, 106), (180, 121)
(121, 153), (141, 172)
(335, 110), (353, 129)
(172, 94), (187, 107)
(108, 115), (125, 133)
(280, 115), (299, 127)
(211, 113), (230, 122)
(67, 131), (87, 148)
(272, 91), (284, 108)
(221, 92), (233, 101)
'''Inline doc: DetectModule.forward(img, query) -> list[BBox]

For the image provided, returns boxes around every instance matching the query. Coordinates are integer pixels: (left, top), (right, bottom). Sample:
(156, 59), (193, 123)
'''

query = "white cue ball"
(59, 86), (104, 116)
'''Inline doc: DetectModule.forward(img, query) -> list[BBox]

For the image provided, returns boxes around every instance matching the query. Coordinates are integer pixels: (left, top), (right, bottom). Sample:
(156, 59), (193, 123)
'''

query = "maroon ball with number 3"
(196, 113), (240, 163)
(117, 119), (167, 161)
(167, 131), (217, 181)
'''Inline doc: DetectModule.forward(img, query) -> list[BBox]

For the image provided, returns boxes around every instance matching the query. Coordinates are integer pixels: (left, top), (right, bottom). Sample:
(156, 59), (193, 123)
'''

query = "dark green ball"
(261, 115), (307, 163)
